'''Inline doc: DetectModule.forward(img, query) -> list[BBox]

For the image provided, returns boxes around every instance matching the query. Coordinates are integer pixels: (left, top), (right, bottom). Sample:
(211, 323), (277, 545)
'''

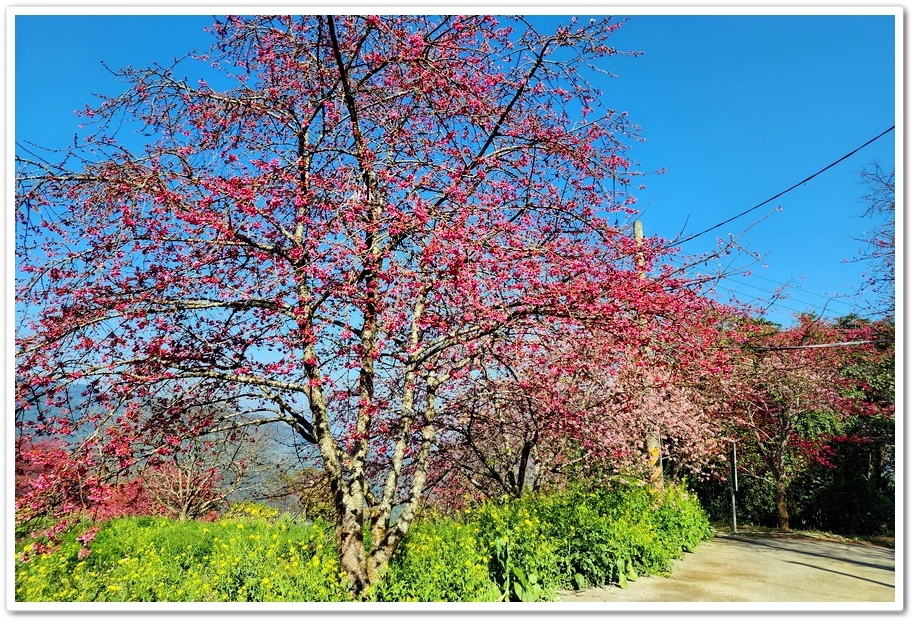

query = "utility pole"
(729, 440), (739, 533)
(634, 220), (663, 492)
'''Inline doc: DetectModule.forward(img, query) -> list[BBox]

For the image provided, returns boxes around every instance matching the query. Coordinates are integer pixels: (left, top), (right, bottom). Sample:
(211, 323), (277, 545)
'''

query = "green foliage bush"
(533, 482), (711, 590)
(789, 448), (895, 536)
(691, 473), (778, 527)
(791, 478), (894, 536)
(15, 481), (712, 602)
(368, 516), (500, 602)
(651, 486), (716, 554)
(16, 516), (349, 602)
(469, 496), (564, 601)
(692, 416), (895, 537)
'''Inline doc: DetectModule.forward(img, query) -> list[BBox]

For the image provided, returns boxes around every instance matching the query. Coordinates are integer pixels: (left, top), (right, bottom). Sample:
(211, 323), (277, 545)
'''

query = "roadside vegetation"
(16, 482), (710, 602)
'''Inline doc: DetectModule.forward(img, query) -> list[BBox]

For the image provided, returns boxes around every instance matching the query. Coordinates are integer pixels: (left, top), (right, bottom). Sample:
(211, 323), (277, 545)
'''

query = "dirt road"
(554, 531), (898, 607)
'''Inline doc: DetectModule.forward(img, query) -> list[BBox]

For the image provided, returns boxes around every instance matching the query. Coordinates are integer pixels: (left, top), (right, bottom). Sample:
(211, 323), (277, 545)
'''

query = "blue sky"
(600, 13), (897, 325)
(13, 10), (898, 328)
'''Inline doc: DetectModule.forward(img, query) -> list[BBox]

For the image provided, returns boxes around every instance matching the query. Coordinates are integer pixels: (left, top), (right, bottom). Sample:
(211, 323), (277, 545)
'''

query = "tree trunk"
(775, 474), (791, 532)
(335, 492), (371, 596)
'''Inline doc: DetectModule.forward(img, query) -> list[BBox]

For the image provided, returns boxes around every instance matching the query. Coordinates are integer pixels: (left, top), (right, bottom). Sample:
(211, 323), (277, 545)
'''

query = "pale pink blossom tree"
(428, 301), (730, 507)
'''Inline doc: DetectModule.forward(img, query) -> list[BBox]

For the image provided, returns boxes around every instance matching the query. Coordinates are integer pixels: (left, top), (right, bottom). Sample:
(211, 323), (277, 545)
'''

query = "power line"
(706, 275), (842, 314)
(669, 125), (895, 248)
(715, 282), (880, 322)
(751, 339), (886, 352)
(720, 277), (855, 311)
(716, 286), (826, 318)
(736, 273), (858, 306)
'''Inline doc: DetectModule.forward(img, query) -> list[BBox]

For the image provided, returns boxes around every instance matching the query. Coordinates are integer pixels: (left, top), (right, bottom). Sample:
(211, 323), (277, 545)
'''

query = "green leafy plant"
(15, 516), (349, 602)
(15, 482), (712, 602)
(530, 481), (712, 590)
(650, 485), (715, 555)
(469, 496), (562, 601)
(368, 516), (500, 602)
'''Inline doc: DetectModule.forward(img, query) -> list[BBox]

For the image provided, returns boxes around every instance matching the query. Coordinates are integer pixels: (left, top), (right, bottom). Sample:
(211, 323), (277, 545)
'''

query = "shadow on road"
(718, 534), (895, 573)
(555, 533), (898, 605)
(784, 560), (895, 589)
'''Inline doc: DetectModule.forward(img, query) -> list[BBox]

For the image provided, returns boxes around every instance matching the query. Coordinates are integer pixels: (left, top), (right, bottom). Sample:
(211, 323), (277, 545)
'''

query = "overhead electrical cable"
(751, 339), (887, 351)
(736, 273), (858, 305)
(669, 125), (895, 248)
(720, 277), (853, 312)
(716, 286), (822, 318)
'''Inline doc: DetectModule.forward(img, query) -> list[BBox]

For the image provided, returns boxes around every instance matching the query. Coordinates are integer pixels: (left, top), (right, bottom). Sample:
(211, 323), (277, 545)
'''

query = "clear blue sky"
(14, 11), (898, 328)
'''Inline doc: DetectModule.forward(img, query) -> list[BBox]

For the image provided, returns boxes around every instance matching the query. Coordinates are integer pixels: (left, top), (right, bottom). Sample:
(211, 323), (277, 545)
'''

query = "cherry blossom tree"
(15, 438), (104, 531)
(15, 397), (275, 539)
(428, 301), (730, 507)
(16, 15), (730, 593)
(141, 425), (279, 521)
(14, 433), (160, 559)
(716, 316), (889, 532)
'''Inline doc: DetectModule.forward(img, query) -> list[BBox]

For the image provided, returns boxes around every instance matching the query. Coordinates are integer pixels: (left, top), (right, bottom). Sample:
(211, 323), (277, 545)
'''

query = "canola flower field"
(15, 482), (712, 602)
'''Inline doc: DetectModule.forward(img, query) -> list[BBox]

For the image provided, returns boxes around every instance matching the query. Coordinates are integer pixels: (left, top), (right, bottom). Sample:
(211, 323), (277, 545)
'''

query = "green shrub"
(369, 516), (500, 602)
(534, 488), (618, 589)
(469, 496), (562, 601)
(650, 485), (715, 555)
(15, 516), (349, 602)
(533, 484), (646, 589)
(690, 472), (778, 527)
(530, 481), (712, 590)
(16, 482), (712, 603)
